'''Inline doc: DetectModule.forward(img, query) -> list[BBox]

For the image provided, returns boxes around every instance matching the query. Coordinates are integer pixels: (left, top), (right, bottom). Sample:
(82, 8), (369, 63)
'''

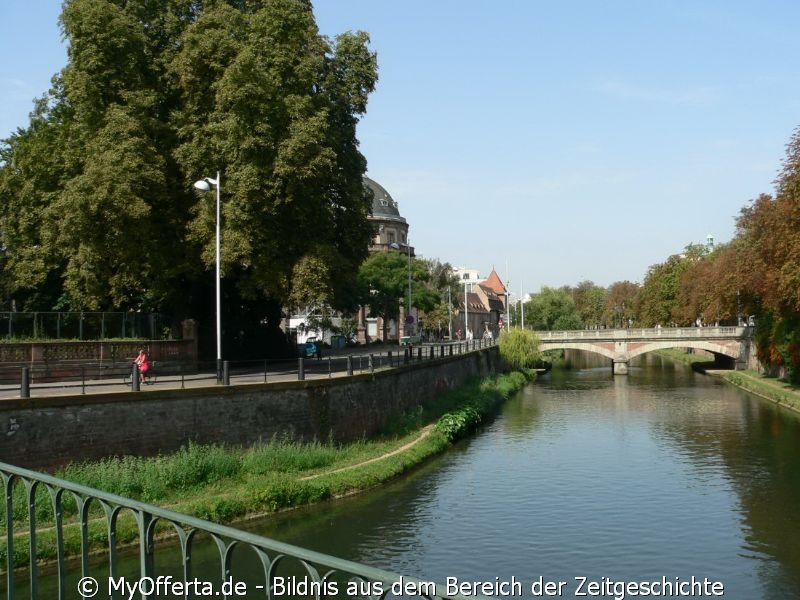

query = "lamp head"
(193, 176), (219, 191)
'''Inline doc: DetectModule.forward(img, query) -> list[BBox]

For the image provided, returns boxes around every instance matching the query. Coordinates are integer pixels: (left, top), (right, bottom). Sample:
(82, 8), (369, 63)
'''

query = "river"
(15, 355), (800, 598)
(239, 355), (800, 598)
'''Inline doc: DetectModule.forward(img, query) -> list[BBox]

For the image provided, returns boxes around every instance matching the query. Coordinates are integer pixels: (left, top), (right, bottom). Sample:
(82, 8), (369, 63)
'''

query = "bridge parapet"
(535, 326), (748, 342)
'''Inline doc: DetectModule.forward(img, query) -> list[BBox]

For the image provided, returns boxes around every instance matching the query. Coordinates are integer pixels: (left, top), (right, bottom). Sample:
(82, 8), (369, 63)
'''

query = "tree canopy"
(0, 0), (378, 356)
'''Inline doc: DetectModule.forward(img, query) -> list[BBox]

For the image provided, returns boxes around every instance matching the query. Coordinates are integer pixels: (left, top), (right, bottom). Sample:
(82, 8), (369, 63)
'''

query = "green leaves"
(497, 328), (541, 371)
(1, 0), (378, 330)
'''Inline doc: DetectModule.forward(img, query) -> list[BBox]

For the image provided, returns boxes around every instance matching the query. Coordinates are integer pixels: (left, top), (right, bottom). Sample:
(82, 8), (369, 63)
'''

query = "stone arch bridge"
(534, 327), (751, 375)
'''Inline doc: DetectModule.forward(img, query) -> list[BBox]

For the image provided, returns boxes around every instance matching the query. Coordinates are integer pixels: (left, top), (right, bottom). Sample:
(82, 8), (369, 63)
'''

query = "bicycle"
(122, 360), (158, 386)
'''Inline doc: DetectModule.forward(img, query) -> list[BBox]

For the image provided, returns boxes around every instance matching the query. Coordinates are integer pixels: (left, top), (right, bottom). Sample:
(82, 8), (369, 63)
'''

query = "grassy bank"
(2, 370), (531, 567)
(655, 348), (715, 367)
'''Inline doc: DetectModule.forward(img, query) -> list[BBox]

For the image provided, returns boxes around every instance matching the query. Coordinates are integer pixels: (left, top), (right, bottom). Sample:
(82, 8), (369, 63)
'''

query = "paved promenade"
(0, 341), (484, 400)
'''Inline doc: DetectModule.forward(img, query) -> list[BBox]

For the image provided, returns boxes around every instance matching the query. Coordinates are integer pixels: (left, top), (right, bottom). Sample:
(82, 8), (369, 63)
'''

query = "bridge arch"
(626, 340), (740, 361)
(539, 342), (617, 361)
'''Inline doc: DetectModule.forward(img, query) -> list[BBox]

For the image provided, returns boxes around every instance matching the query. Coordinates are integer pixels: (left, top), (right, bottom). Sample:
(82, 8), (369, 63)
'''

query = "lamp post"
(407, 239), (412, 335)
(464, 281), (469, 340)
(448, 286), (453, 340)
(194, 171), (222, 381)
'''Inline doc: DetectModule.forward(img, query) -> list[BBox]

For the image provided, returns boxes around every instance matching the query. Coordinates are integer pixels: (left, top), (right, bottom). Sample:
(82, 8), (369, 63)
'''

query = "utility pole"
(464, 281), (469, 338)
(448, 286), (453, 340)
(407, 239), (412, 334)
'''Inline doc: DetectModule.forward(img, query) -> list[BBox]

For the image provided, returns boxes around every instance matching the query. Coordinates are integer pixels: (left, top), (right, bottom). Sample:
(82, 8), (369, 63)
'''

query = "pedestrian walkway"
(0, 340), (492, 400)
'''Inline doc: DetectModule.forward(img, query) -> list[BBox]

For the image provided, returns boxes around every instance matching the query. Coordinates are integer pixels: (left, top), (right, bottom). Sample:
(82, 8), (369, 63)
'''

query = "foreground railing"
(2, 461), (487, 600)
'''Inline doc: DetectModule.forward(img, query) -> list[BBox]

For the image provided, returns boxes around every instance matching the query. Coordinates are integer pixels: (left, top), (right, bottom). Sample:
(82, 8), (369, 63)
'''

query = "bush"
(498, 329), (541, 370)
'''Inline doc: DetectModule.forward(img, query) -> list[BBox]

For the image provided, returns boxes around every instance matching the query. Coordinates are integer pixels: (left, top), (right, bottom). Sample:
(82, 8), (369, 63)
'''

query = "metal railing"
(0, 311), (170, 341)
(1, 461), (486, 600)
(0, 340), (496, 399)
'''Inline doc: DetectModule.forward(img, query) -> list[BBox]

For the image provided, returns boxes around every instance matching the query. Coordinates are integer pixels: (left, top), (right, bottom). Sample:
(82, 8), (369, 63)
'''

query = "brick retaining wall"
(0, 348), (498, 471)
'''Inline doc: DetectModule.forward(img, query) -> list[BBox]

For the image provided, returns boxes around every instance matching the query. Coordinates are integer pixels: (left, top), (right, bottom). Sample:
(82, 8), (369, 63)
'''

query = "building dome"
(363, 175), (411, 253)
(364, 176), (406, 224)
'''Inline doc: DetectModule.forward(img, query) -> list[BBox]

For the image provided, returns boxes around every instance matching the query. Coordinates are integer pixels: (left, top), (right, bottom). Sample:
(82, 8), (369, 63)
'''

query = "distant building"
(288, 176), (415, 347)
(453, 268), (509, 338)
(356, 176), (416, 343)
(365, 176), (413, 256)
(452, 267), (482, 285)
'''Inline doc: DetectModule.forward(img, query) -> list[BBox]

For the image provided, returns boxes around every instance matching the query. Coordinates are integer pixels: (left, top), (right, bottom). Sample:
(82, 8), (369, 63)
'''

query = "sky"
(2, 1), (800, 297)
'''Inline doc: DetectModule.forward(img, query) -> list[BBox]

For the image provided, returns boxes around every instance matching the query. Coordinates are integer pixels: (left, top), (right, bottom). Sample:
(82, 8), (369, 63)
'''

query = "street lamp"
(407, 238), (412, 335)
(194, 171), (222, 381)
(464, 281), (469, 339)
(448, 286), (453, 340)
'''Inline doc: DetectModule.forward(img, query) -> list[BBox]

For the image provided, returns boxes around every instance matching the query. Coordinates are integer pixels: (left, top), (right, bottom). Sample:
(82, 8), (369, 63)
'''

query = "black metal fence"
(0, 311), (170, 341)
(0, 340), (496, 398)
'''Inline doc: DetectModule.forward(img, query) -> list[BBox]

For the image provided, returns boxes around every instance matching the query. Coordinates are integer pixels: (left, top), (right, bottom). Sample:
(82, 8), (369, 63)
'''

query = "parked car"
(303, 337), (322, 359)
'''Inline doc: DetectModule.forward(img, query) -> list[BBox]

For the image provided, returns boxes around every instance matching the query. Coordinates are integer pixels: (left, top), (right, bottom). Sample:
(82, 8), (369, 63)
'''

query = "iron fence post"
(346, 355), (353, 376)
(20, 367), (30, 398)
(369, 354), (374, 373)
(298, 357), (305, 380)
(132, 364), (140, 392)
(223, 361), (230, 386)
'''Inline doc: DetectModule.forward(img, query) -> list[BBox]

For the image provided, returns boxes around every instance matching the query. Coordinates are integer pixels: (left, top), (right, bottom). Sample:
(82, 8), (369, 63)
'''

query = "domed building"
(363, 176), (414, 256)
(357, 176), (416, 344)
(288, 176), (416, 347)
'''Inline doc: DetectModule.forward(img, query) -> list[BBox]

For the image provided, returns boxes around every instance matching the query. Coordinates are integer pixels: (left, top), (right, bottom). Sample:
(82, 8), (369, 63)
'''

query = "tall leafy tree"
(570, 280), (606, 328)
(526, 286), (582, 331)
(0, 0), (378, 358)
(603, 281), (640, 327)
(357, 251), (438, 340)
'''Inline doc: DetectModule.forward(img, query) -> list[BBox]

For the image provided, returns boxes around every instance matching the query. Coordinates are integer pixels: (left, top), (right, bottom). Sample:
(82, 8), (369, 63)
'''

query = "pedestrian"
(134, 348), (151, 384)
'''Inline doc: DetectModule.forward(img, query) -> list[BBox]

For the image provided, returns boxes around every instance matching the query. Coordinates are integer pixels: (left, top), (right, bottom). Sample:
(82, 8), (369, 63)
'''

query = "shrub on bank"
(435, 370), (531, 442)
(498, 329), (541, 370)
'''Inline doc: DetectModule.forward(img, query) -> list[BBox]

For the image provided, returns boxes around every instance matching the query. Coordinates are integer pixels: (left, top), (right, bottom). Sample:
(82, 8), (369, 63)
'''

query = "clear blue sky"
(3, 1), (800, 296)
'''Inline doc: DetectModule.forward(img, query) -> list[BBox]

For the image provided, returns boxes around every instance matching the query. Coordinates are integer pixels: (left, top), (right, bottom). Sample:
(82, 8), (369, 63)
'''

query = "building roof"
(458, 292), (489, 315)
(477, 284), (505, 312)
(364, 176), (406, 224)
(480, 269), (507, 295)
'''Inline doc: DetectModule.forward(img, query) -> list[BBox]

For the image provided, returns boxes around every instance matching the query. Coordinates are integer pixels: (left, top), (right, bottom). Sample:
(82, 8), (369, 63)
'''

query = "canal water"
(241, 355), (800, 598)
(15, 356), (800, 598)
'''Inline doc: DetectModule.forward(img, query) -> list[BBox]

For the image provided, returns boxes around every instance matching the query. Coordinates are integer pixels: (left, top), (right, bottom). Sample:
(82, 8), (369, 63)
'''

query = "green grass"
(656, 348), (714, 366)
(1, 369), (533, 568)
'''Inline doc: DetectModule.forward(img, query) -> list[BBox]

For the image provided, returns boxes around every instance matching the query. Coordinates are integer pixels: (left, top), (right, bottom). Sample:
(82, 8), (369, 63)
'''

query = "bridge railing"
(534, 326), (747, 341)
(1, 460), (487, 600)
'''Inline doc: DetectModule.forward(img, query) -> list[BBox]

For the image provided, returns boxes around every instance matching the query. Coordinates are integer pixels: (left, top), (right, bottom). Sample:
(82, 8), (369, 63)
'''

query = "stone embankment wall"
(0, 348), (498, 471)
